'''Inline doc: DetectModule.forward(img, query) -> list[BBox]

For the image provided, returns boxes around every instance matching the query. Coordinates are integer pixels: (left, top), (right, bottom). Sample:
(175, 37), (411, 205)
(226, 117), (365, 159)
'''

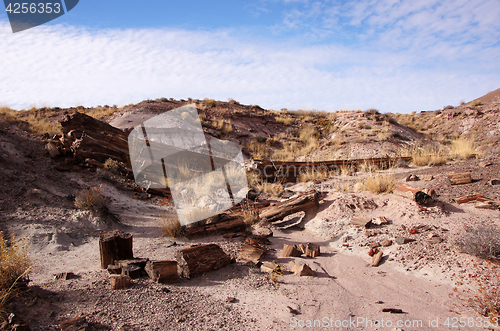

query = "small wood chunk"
(290, 262), (317, 277)
(107, 265), (122, 275)
(479, 161), (492, 167)
(305, 243), (320, 258)
(428, 236), (443, 244)
(223, 232), (238, 238)
(395, 237), (414, 245)
(45, 142), (60, 158)
(145, 261), (180, 283)
(250, 226), (273, 238)
(371, 216), (388, 225)
(54, 272), (75, 280)
(226, 297), (236, 303)
(370, 242), (381, 248)
(116, 258), (149, 269)
(121, 265), (142, 279)
(370, 251), (383, 267)
(420, 175), (434, 181)
(455, 194), (485, 204)
(110, 275), (131, 290)
(239, 243), (267, 263)
(296, 244), (306, 254)
(449, 172), (472, 185)
(280, 244), (302, 257)
(476, 201), (499, 209)
(382, 308), (404, 314)
(421, 188), (436, 199)
(351, 217), (372, 227)
(381, 239), (392, 247)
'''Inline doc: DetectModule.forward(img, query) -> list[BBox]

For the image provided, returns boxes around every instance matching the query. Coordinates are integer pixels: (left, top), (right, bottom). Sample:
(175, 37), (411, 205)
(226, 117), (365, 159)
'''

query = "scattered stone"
(409, 228), (418, 234)
(290, 262), (317, 277)
(375, 301), (384, 304)
(45, 142), (60, 158)
(368, 248), (379, 257)
(260, 261), (276, 273)
(226, 297), (236, 303)
(287, 306), (300, 315)
(421, 175), (434, 181)
(395, 237), (414, 245)
(428, 236), (443, 244)
(381, 239), (392, 247)
(405, 174), (419, 182)
(370, 242), (381, 249)
(250, 226), (273, 237)
(490, 178), (500, 185)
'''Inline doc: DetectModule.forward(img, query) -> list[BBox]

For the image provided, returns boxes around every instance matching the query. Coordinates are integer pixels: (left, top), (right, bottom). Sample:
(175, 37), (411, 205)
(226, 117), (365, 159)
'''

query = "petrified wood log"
(99, 230), (133, 269)
(176, 244), (232, 279)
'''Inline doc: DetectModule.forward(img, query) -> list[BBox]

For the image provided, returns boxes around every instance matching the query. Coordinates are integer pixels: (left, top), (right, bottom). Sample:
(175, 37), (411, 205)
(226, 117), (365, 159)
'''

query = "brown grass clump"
(159, 212), (182, 238)
(0, 232), (31, 318)
(248, 139), (269, 160)
(361, 173), (394, 193)
(103, 158), (120, 174)
(451, 139), (477, 159)
(74, 185), (107, 209)
(298, 167), (332, 182)
(83, 106), (120, 120)
(470, 100), (483, 107)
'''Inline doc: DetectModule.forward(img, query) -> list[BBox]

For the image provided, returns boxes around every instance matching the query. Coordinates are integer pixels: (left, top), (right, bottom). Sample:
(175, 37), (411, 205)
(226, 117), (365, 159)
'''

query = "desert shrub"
(455, 226), (500, 260)
(470, 100), (483, 107)
(451, 139), (477, 159)
(275, 115), (294, 126)
(84, 106), (120, 120)
(299, 167), (331, 182)
(362, 173), (394, 193)
(240, 201), (259, 226)
(205, 98), (216, 108)
(248, 139), (269, 160)
(74, 185), (106, 209)
(103, 158), (120, 174)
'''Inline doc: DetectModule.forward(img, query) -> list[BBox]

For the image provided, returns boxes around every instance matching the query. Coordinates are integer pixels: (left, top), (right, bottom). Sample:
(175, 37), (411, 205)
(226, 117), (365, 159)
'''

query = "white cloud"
(0, 13), (498, 113)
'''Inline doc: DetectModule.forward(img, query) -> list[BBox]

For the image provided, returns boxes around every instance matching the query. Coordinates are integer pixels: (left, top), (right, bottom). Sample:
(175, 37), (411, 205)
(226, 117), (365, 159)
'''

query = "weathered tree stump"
(145, 261), (180, 284)
(280, 244), (302, 257)
(99, 230), (133, 269)
(176, 244), (232, 279)
(305, 243), (320, 258)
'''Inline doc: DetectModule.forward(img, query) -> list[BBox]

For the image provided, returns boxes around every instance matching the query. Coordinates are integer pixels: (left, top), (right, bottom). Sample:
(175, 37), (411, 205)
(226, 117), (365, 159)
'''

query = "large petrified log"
(259, 191), (318, 223)
(176, 244), (232, 279)
(60, 112), (130, 164)
(99, 230), (134, 269)
(145, 261), (180, 283)
(184, 192), (319, 237)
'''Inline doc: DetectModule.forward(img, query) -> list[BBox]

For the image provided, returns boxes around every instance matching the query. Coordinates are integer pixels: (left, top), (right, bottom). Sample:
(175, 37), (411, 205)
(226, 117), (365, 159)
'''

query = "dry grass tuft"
(361, 173), (395, 193)
(299, 167), (332, 182)
(451, 139), (477, 159)
(103, 158), (120, 174)
(248, 139), (269, 160)
(1, 232), (31, 319)
(159, 212), (182, 238)
(74, 185), (107, 209)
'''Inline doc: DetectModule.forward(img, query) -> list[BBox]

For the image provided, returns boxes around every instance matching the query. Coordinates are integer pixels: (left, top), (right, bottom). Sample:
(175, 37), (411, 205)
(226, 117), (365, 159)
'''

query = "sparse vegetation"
(74, 184), (107, 210)
(451, 139), (477, 159)
(103, 158), (120, 174)
(470, 100), (483, 107)
(455, 226), (500, 261)
(159, 211), (182, 238)
(361, 172), (395, 193)
(0, 232), (31, 319)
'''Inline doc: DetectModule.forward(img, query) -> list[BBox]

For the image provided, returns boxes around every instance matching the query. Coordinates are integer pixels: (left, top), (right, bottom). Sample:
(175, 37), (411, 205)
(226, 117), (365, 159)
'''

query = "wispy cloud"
(0, 0), (498, 114)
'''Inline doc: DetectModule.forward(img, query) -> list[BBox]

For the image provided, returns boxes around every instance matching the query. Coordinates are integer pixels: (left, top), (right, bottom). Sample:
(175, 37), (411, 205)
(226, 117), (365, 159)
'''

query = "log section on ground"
(176, 244), (232, 279)
(99, 230), (134, 269)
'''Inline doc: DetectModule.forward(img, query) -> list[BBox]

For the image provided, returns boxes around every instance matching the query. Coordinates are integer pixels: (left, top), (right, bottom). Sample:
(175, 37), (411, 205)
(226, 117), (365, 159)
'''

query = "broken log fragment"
(107, 265), (122, 275)
(239, 243), (267, 263)
(145, 261), (180, 283)
(260, 261), (276, 273)
(290, 262), (317, 277)
(121, 265), (142, 279)
(448, 172), (472, 185)
(455, 194), (485, 204)
(280, 244), (302, 257)
(110, 275), (131, 290)
(393, 183), (432, 206)
(176, 244), (232, 279)
(370, 251), (383, 267)
(305, 243), (320, 258)
(259, 192), (318, 223)
(351, 217), (372, 227)
(99, 230), (134, 269)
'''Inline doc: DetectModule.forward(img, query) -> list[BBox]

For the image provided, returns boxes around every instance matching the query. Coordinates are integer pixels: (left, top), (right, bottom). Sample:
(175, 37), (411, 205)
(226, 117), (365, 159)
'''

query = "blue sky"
(1, 0), (499, 113)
